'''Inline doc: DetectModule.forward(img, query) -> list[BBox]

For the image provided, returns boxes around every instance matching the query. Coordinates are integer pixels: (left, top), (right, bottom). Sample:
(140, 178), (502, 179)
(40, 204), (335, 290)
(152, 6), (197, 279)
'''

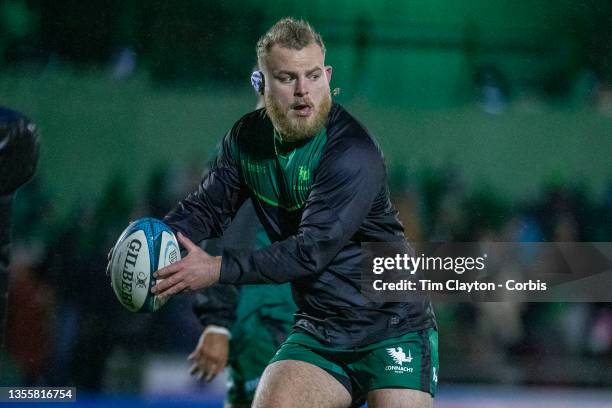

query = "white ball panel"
(159, 230), (181, 269)
(111, 230), (151, 312)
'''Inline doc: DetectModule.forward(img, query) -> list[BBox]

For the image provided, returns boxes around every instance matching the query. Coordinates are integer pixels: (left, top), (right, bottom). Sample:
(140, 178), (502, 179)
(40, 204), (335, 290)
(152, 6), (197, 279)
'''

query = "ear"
(324, 66), (333, 83)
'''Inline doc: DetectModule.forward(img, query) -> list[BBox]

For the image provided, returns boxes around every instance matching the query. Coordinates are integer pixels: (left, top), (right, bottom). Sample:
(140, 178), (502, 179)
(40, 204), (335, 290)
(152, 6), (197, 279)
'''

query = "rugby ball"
(109, 217), (181, 313)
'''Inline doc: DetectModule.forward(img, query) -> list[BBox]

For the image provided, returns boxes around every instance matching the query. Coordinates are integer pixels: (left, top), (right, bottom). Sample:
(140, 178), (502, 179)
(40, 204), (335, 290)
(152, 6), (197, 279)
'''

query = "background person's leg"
(252, 360), (352, 408)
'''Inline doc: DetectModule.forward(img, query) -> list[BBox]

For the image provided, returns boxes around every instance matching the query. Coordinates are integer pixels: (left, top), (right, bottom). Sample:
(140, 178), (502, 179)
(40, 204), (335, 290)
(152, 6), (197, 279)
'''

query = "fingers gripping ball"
(109, 217), (181, 312)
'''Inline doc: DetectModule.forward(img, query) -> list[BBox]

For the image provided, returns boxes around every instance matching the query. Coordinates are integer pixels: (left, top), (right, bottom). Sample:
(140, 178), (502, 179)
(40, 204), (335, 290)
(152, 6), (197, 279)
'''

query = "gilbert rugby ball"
(109, 217), (181, 312)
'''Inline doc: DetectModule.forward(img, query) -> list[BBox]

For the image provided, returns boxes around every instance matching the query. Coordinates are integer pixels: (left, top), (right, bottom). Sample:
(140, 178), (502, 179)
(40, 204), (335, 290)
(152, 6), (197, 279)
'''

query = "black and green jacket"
(165, 103), (435, 348)
(192, 200), (295, 334)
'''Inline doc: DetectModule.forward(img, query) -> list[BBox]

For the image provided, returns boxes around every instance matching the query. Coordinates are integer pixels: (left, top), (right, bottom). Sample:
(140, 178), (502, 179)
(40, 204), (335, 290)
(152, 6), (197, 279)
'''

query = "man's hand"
(151, 232), (221, 300)
(188, 327), (230, 381)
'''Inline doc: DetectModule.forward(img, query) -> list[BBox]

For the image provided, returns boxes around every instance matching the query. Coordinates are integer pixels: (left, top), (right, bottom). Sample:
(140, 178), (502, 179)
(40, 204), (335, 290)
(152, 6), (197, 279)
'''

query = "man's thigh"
(252, 360), (352, 408)
(367, 388), (433, 408)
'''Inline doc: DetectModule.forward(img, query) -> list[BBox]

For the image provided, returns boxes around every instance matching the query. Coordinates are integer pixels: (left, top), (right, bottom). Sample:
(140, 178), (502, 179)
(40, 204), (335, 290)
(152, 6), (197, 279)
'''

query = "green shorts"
(269, 328), (439, 403)
(226, 311), (293, 405)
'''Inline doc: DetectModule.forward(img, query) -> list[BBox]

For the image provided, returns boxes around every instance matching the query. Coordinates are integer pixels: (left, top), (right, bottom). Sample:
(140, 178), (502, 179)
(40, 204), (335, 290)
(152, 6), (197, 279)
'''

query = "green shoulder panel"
(236, 121), (327, 211)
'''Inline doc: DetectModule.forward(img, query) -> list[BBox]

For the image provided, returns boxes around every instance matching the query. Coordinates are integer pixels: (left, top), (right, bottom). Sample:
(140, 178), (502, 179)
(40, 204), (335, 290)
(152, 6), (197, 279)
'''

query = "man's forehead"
(263, 43), (325, 72)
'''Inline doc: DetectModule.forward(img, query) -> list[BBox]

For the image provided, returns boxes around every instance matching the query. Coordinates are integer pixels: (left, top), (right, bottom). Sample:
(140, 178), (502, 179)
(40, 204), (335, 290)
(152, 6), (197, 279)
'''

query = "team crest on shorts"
(385, 347), (414, 373)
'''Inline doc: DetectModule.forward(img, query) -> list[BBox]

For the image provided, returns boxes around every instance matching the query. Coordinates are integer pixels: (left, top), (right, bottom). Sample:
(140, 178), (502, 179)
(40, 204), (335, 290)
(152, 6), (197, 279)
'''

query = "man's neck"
(273, 129), (312, 155)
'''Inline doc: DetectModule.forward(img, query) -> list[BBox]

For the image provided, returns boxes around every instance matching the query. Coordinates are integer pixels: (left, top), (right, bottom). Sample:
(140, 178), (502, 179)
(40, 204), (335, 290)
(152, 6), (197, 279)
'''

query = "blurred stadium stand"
(1, 1), (612, 406)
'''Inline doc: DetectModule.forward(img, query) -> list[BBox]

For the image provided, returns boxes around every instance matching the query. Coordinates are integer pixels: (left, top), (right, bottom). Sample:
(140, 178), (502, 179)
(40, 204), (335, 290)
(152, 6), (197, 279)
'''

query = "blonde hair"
(256, 17), (325, 67)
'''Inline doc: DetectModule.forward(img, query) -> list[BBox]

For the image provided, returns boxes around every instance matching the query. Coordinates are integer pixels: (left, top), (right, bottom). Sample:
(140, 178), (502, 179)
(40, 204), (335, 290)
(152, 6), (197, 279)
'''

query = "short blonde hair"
(256, 17), (326, 67)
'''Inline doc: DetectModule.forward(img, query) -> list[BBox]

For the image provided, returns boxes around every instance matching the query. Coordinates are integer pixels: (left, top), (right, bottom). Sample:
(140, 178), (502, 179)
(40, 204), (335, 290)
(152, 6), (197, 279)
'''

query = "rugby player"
(154, 18), (437, 408)
(188, 95), (296, 408)
(0, 107), (39, 357)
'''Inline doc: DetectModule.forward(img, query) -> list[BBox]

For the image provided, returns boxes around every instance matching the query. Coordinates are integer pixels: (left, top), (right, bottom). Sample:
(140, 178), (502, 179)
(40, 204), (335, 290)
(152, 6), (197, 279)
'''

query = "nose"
(294, 77), (308, 97)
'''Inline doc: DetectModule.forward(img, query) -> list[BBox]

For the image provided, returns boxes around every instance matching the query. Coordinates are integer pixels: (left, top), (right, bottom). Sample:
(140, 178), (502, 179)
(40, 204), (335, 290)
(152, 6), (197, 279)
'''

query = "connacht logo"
(386, 347), (413, 366)
(298, 166), (309, 182)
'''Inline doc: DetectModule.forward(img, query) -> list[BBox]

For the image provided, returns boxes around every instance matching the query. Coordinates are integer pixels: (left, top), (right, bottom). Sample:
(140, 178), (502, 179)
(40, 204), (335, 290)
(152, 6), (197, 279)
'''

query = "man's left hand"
(151, 232), (221, 299)
(188, 327), (230, 382)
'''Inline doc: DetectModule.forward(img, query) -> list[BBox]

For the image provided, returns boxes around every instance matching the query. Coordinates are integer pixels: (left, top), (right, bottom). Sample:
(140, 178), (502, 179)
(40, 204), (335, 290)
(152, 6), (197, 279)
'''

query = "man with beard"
(153, 18), (437, 408)
(188, 92), (297, 408)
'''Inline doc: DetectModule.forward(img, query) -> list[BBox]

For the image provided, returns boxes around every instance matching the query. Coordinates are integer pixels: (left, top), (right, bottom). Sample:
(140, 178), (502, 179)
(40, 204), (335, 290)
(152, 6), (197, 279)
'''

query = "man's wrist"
(204, 324), (231, 338)
(217, 250), (240, 284)
(213, 256), (222, 283)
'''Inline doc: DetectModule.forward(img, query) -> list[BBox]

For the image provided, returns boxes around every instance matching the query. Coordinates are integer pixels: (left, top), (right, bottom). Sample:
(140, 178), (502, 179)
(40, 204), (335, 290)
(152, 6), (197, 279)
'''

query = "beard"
(265, 92), (332, 143)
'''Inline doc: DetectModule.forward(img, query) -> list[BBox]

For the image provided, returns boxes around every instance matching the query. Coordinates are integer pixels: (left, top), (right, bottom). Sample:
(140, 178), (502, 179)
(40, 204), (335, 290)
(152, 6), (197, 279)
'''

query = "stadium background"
(1, 0), (612, 406)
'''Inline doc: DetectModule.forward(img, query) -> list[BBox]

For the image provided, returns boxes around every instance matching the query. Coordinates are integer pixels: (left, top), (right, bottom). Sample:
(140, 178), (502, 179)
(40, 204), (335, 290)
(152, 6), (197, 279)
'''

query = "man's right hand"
(188, 326), (230, 381)
(151, 232), (221, 299)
